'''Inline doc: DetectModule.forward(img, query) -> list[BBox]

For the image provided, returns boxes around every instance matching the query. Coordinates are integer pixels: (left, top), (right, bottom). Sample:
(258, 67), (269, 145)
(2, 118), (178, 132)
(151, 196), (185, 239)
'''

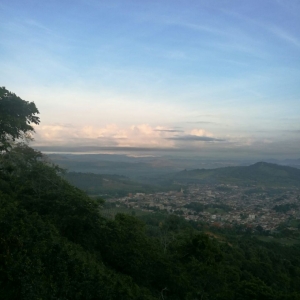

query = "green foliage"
(64, 171), (179, 197)
(184, 202), (204, 212)
(1, 145), (300, 299)
(273, 203), (298, 213)
(0, 197), (152, 300)
(0, 145), (156, 299)
(0, 87), (39, 151)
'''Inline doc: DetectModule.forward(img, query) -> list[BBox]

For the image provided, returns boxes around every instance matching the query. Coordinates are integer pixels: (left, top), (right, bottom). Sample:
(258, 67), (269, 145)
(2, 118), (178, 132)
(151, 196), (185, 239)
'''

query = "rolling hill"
(64, 172), (179, 196)
(171, 162), (300, 187)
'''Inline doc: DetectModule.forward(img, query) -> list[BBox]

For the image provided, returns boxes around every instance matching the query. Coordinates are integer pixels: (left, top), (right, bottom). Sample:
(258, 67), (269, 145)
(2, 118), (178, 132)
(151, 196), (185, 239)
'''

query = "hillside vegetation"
(1, 87), (300, 299)
(64, 172), (179, 197)
(1, 147), (300, 299)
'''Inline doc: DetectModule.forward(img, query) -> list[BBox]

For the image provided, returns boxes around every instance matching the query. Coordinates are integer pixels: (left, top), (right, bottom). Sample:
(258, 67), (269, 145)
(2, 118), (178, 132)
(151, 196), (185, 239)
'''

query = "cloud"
(186, 121), (216, 124)
(33, 123), (227, 152)
(35, 146), (179, 153)
(33, 123), (176, 148)
(31, 123), (300, 159)
(268, 26), (300, 48)
(163, 18), (232, 39)
(282, 130), (300, 133)
(166, 135), (225, 142)
(164, 128), (226, 142)
(154, 129), (184, 132)
(222, 9), (300, 49)
(190, 129), (213, 137)
(49, 123), (75, 128)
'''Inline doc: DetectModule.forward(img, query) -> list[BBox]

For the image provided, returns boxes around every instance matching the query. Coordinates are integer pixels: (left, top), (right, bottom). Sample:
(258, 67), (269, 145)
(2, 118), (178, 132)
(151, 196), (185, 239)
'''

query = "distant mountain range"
(171, 162), (300, 187)
(64, 162), (300, 196)
(47, 154), (300, 182)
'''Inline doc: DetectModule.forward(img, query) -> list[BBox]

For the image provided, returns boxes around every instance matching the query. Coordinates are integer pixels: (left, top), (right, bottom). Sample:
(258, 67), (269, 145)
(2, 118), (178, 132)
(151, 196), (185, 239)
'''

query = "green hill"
(64, 162), (300, 196)
(2, 145), (300, 300)
(172, 162), (300, 187)
(64, 172), (179, 197)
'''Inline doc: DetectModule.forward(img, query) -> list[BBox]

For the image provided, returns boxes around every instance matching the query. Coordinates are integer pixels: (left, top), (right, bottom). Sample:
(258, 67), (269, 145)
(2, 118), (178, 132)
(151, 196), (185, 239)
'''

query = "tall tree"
(0, 87), (40, 151)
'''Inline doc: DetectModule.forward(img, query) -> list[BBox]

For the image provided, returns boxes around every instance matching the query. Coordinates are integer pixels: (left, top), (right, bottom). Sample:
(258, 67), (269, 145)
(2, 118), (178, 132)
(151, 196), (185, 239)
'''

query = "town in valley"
(106, 184), (300, 232)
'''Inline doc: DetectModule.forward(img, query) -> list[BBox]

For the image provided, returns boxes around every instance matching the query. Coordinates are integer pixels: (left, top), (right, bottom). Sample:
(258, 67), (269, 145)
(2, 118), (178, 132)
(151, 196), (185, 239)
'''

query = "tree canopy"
(0, 87), (40, 151)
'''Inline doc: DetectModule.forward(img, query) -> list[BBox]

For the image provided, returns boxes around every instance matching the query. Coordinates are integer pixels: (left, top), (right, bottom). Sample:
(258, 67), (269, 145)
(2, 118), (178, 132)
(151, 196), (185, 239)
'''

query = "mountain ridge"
(172, 162), (300, 187)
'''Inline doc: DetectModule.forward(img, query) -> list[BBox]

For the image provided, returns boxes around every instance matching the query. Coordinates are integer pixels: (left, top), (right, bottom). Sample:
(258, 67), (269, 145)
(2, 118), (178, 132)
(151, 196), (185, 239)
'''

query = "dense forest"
(1, 87), (300, 299)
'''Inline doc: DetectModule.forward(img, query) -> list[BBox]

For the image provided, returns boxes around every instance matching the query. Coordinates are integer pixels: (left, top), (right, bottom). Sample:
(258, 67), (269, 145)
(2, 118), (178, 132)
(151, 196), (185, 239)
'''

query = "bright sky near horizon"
(1, 0), (300, 159)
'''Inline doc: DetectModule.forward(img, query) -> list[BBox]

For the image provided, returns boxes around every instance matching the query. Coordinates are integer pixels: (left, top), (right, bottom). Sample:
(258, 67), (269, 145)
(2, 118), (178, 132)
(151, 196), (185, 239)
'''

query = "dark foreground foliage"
(0, 87), (39, 151)
(1, 145), (300, 300)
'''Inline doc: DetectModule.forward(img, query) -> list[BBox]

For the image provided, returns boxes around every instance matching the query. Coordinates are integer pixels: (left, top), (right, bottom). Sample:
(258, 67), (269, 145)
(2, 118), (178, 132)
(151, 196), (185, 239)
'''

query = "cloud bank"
(31, 122), (300, 159)
(33, 123), (224, 149)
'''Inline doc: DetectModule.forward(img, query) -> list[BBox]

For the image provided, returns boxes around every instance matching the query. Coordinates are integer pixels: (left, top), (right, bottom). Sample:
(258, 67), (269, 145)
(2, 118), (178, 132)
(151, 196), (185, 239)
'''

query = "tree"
(0, 87), (40, 151)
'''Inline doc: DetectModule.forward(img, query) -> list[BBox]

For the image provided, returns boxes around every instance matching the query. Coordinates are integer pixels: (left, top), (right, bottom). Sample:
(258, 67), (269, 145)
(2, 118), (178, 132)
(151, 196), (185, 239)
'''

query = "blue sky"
(1, 0), (300, 159)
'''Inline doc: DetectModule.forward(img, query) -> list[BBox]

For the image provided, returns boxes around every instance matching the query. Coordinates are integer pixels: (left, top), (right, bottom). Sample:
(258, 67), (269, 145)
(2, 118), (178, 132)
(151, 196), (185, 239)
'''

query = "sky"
(1, 0), (300, 159)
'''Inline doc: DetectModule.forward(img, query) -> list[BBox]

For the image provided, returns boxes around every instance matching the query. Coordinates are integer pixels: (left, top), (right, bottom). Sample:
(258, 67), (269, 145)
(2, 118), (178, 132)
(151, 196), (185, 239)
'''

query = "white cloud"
(190, 129), (213, 137)
(33, 123), (176, 148)
(268, 26), (300, 48)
